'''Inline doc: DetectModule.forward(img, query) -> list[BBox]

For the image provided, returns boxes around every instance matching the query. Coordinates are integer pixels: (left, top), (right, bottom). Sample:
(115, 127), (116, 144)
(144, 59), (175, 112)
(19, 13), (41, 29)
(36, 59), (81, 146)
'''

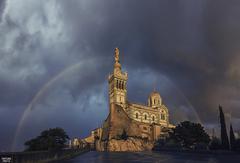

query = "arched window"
(119, 81), (122, 89)
(152, 116), (155, 121)
(161, 114), (165, 120)
(136, 113), (138, 119)
(145, 114), (147, 120)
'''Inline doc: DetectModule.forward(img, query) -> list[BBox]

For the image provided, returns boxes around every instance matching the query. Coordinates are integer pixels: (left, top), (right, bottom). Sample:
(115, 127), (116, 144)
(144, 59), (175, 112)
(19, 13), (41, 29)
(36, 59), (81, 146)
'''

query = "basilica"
(71, 48), (174, 149)
(107, 48), (174, 132)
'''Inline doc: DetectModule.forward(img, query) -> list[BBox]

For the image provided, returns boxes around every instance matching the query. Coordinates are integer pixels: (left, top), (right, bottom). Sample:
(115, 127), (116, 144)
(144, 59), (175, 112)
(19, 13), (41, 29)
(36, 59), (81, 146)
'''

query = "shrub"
(209, 137), (222, 150)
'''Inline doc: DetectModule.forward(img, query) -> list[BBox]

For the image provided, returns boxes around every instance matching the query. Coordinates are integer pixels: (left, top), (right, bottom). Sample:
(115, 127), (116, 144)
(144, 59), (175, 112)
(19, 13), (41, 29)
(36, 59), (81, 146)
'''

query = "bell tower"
(108, 48), (128, 107)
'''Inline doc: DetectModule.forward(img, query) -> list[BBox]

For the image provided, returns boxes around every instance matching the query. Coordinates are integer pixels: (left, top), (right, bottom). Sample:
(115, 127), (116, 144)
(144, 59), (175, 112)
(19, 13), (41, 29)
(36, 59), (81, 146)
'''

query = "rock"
(96, 137), (153, 152)
(97, 105), (154, 152)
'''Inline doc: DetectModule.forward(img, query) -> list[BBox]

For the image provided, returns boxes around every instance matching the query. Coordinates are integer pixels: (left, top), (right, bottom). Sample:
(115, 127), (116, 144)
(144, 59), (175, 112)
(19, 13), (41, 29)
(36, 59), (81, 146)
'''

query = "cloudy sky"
(1, 0), (240, 151)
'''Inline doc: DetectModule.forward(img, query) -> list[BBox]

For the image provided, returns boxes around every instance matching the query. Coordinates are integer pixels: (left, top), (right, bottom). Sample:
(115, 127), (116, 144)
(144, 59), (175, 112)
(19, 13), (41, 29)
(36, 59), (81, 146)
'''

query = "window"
(136, 113), (138, 119)
(161, 114), (165, 120)
(144, 114), (147, 120)
(152, 116), (155, 121)
(116, 80), (119, 89)
(120, 81), (122, 89)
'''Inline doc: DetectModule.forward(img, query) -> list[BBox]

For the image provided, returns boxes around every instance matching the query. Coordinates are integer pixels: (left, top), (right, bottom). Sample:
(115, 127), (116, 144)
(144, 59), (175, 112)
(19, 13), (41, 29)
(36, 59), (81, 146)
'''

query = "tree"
(209, 137), (222, 150)
(121, 129), (128, 140)
(169, 121), (210, 149)
(219, 105), (230, 150)
(24, 127), (69, 151)
(230, 123), (236, 150)
(235, 139), (240, 151)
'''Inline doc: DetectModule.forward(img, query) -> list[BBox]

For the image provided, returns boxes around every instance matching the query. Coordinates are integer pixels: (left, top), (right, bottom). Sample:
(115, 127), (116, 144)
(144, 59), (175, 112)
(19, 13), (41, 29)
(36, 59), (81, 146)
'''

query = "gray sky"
(1, 0), (240, 151)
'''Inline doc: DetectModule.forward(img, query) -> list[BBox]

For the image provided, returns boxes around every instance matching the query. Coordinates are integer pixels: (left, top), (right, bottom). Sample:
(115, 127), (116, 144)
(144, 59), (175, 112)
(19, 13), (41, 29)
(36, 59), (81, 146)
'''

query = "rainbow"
(11, 59), (96, 151)
(11, 59), (201, 151)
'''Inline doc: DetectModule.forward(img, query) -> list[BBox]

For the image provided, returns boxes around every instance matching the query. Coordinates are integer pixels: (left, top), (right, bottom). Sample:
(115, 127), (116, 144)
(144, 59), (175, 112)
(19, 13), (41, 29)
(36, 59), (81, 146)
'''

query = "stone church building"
(72, 48), (174, 150)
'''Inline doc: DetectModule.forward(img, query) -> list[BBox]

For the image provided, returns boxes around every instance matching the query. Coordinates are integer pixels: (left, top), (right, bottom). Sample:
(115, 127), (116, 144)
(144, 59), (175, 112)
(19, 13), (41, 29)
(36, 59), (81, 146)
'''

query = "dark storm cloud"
(0, 0), (6, 22)
(1, 0), (240, 151)
(57, 0), (240, 123)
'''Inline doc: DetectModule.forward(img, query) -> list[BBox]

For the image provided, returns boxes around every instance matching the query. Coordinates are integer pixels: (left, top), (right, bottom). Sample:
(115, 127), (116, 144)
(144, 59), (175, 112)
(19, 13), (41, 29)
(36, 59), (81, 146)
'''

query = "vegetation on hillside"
(169, 121), (210, 149)
(24, 127), (69, 151)
(155, 105), (240, 152)
(154, 121), (210, 150)
(218, 106), (240, 151)
(219, 105), (230, 150)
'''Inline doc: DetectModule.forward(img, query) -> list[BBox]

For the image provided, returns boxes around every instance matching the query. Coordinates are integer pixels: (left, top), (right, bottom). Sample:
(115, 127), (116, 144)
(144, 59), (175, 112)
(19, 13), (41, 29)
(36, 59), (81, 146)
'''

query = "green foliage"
(155, 138), (165, 147)
(115, 130), (128, 140)
(229, 124), (236, 151)
(154, 138), (181, 150)
(219, 105), (230, 150)
(164, 139), (181, 149)
(194, 142), (208, 150)
(24, 127), (69, 151)
(235, 139), (240, 151)
(121, 129), (128, 140)
(169, 121), (210, 149)
(209, 137), (222, 150)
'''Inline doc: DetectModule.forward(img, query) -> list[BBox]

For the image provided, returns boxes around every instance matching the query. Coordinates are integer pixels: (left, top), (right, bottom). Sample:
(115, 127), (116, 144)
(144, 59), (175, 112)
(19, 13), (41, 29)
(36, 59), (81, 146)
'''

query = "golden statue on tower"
(115, 47), (120, 63)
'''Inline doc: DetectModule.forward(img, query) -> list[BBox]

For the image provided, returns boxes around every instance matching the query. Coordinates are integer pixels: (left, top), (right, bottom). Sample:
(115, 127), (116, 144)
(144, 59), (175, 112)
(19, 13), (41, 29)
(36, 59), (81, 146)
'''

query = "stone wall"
(108, 104), (151, 140)
(101, 114), (110, 141)
(96, 104), (155, 151)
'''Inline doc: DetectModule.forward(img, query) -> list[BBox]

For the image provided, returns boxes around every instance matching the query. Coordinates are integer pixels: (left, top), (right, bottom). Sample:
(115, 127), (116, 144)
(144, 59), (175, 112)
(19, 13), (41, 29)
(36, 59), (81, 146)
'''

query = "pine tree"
(219, 105), (230, 150)
(230, 123), (236, 151)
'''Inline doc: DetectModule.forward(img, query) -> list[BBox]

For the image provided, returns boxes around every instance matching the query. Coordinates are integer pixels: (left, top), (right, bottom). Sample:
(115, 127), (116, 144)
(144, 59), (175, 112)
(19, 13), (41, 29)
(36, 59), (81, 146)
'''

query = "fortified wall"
(97, 104), (154, 151)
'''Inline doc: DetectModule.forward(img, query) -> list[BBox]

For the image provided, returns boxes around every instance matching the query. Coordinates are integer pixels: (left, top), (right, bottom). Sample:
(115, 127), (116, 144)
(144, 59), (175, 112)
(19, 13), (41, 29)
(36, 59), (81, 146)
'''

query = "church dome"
(149, 91), (161, 97)
(148, 91), (162, 108)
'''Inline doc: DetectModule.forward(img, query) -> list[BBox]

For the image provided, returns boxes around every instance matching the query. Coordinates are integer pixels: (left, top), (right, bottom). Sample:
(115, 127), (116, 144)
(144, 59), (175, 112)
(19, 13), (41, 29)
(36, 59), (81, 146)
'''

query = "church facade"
(104, 48), (174, 140)
(108, 48), (173, 128)
(71, 48), (174, 148)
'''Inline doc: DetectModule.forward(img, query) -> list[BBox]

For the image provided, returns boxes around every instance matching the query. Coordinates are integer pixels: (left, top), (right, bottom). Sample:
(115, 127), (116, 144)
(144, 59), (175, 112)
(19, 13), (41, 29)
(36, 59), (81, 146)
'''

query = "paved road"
(62, 151), (240, 163)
